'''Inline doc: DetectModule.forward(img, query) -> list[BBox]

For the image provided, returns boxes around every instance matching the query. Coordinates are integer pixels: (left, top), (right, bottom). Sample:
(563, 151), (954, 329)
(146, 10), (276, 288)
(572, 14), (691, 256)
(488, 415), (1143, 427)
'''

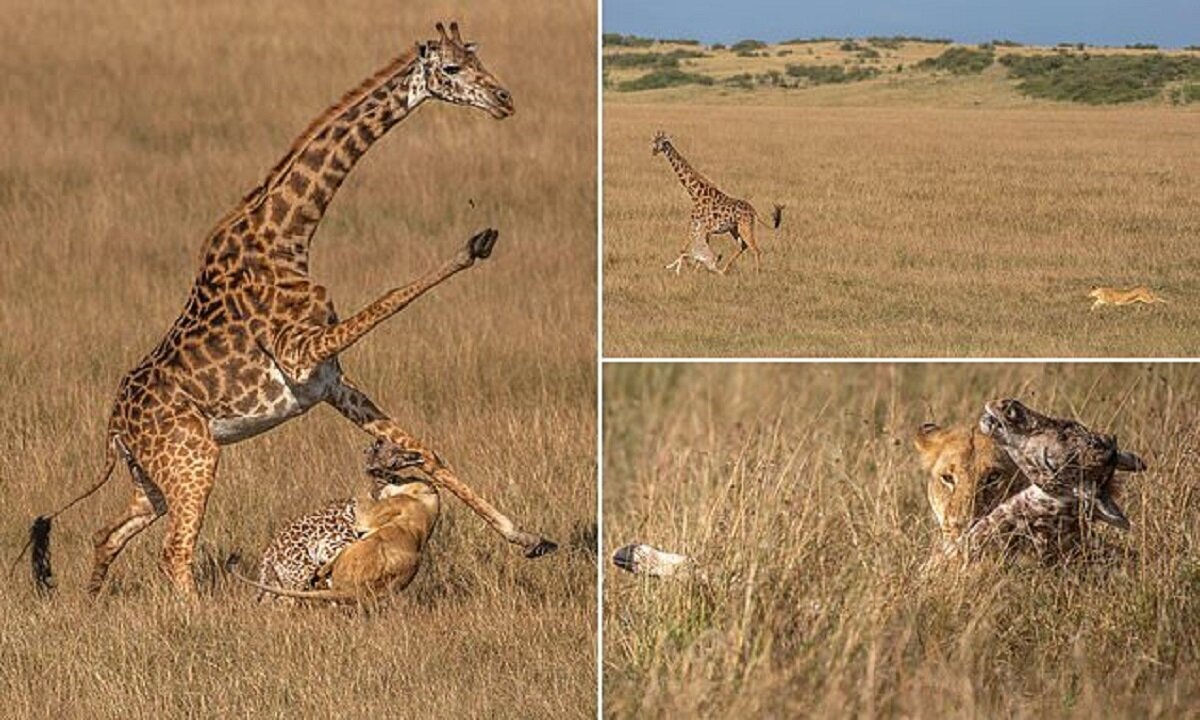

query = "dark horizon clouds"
(603, 0), (1199, 49)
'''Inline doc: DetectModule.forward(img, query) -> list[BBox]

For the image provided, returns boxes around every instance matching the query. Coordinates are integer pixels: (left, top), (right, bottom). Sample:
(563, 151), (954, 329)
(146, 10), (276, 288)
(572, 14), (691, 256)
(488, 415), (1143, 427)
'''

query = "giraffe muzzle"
(487, 88), (515, 119)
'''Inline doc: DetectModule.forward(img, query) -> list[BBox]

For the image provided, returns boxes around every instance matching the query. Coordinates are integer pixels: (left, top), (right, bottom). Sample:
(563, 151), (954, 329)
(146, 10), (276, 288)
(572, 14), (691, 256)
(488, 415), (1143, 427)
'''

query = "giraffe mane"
(252, 48), (419, 206)
(200, 47), (420, 243)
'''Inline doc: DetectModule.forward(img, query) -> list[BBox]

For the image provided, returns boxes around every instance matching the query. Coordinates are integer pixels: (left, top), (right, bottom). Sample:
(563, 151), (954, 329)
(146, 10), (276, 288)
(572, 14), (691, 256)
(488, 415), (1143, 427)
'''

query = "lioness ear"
(1116, 450), (1147, 472)
(914, 422), (942, 466)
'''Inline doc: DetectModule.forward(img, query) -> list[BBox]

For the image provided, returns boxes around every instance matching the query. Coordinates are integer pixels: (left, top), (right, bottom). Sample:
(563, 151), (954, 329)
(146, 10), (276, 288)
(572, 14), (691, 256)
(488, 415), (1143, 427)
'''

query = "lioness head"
(914, 423), (1025, 542)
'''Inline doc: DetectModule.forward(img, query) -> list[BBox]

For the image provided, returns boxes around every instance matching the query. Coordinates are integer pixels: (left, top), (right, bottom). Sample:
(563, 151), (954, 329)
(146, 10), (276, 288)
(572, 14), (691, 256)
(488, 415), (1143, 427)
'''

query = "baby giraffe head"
(411, 21), (513, 118)
(364, 440), (427, 500)
(914, 422), (1024, 543)
(979, 398), (1146, 530)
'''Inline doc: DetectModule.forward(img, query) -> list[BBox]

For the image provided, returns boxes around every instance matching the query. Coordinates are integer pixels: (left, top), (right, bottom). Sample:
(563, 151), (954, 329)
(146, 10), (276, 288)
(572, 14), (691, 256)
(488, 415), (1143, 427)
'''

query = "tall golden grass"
(0, 1), (595, 717)
(603, 88), (1200, 357)
(604, 363), (1200, 717)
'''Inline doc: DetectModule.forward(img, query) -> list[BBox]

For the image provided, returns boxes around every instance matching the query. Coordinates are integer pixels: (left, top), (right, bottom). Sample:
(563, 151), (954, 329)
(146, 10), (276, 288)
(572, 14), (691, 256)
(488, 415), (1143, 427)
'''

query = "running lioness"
(1088, 285), (1167, 310)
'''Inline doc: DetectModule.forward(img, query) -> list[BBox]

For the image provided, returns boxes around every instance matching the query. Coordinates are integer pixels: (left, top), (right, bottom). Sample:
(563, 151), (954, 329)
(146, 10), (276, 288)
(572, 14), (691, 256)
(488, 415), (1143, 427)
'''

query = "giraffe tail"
(756, 204), (784, 232)
(8, 437), (119, 593)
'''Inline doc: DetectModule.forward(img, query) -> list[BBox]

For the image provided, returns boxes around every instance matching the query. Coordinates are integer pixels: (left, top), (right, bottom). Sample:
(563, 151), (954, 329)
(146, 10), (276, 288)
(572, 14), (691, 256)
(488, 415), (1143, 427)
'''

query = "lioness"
(1088, 285), (1166, 310)
(228, 440), (439, 604)
(234, 478), (440, 604)
(914, 422), (1026, 565)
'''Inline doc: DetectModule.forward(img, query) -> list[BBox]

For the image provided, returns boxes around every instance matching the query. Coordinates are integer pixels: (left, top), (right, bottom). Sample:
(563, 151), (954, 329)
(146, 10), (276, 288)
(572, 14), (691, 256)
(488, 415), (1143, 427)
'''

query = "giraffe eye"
(939, 473), (955, 488)
(443, 64), (461, 75)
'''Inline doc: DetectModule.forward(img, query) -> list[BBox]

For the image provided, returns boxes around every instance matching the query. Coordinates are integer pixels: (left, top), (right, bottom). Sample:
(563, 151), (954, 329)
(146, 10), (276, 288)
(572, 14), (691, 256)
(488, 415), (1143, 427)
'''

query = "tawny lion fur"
(233, 480), (439, 603)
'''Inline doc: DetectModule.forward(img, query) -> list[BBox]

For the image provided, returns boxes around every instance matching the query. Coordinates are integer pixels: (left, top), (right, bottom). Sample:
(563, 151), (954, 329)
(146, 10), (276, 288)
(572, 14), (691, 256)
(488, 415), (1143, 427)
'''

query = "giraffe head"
(979, 398), (1146, 530)
(651, 131), (672, 156)
(412, 21), (513, 119)
(364, 439), (428, 499)
(915, 423), (1024, 543)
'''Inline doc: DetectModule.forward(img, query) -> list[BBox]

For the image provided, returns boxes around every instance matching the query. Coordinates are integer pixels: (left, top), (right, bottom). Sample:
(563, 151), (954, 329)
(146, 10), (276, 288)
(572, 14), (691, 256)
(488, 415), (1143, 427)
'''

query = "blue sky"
(603, 1), (1200, 48)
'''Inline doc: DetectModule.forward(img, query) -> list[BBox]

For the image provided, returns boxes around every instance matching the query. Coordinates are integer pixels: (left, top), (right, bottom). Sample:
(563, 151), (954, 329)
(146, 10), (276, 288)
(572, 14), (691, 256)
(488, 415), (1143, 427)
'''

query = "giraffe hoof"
(524, 538), (558, 559)
(468, 228), (499, 260)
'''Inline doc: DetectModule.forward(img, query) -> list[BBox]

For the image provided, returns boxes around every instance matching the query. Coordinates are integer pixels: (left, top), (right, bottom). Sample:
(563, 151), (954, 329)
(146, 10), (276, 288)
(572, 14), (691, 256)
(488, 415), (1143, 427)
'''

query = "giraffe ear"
(417, 42), (429, 59)
(1115, 449), (1147, 472)
(465, 42), (478, 54)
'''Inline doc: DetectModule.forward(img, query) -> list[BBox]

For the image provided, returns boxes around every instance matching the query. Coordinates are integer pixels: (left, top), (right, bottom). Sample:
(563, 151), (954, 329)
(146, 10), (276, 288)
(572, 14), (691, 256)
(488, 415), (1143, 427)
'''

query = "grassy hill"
(604, 36), (1200, 107)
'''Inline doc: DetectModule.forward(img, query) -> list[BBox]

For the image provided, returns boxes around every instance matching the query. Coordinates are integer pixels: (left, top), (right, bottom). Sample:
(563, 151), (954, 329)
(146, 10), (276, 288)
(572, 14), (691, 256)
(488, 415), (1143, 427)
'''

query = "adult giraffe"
(651, 131), (783, 275)
(22, 21), (556, 598)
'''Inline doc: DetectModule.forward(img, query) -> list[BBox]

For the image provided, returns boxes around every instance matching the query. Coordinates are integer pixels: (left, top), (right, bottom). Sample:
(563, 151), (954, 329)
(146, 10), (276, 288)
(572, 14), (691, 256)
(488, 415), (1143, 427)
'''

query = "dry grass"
(604, 363), (1200, 717)
(0, 1), (595, 717)
(604, 96), (1200, 357)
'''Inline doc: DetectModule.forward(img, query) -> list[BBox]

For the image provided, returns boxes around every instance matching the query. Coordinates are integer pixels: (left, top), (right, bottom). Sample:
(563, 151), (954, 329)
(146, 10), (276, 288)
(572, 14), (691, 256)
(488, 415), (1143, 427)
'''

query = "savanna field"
(603, 39), (1200, 357)
(0, 1), (596, 717)
(604, 363), (1200, 717)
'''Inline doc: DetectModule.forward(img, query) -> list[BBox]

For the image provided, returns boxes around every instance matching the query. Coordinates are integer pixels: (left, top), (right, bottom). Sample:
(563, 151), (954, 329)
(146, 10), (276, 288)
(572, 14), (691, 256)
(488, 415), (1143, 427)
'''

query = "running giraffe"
(20, 21), (555, 598)
(651, 131), (782, 275)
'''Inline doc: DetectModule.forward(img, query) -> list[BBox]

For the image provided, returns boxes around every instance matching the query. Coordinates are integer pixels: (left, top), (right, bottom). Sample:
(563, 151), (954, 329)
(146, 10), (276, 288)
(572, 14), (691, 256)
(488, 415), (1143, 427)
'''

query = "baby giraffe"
(966, 398), (1147, 562)
(230, 440), (439, 604)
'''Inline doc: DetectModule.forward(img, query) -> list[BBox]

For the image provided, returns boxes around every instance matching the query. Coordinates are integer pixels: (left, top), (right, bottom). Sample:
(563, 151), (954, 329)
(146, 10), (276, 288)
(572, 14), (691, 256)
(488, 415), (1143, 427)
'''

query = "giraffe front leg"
(325, 378), (557, 559)
(281, 229), (500, 369)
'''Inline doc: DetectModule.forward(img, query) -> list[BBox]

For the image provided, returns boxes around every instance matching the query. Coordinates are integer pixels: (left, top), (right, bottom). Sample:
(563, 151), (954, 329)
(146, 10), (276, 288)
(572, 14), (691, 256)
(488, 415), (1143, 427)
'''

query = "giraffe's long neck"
(662, 143), (715, 201)
(201, 50), (426, 277)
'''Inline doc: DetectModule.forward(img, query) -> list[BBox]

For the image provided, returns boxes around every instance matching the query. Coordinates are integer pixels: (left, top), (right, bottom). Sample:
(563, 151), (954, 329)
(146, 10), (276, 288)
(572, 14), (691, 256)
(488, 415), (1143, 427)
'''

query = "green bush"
(602, 33), (655, 48)
(1126, 43), (1160, 50)
(917, 46), (995, 74)
(867, 36), (903, 50)
(1000, 53), (1200, 104)
(616, 69), (715, 91)
(1169, 83), (1200, 104)
(723, 73), (757, 89)
(730, 39), (768, 53)
(604, 52), (678, 70)
(992, 39), (1023, 47)
(785, 63), (879, 84)
(661, 38), (700, 45)
(711, 43), (726, 51)
(781, 36), (840, 45)
(603, 49), (707, 70)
